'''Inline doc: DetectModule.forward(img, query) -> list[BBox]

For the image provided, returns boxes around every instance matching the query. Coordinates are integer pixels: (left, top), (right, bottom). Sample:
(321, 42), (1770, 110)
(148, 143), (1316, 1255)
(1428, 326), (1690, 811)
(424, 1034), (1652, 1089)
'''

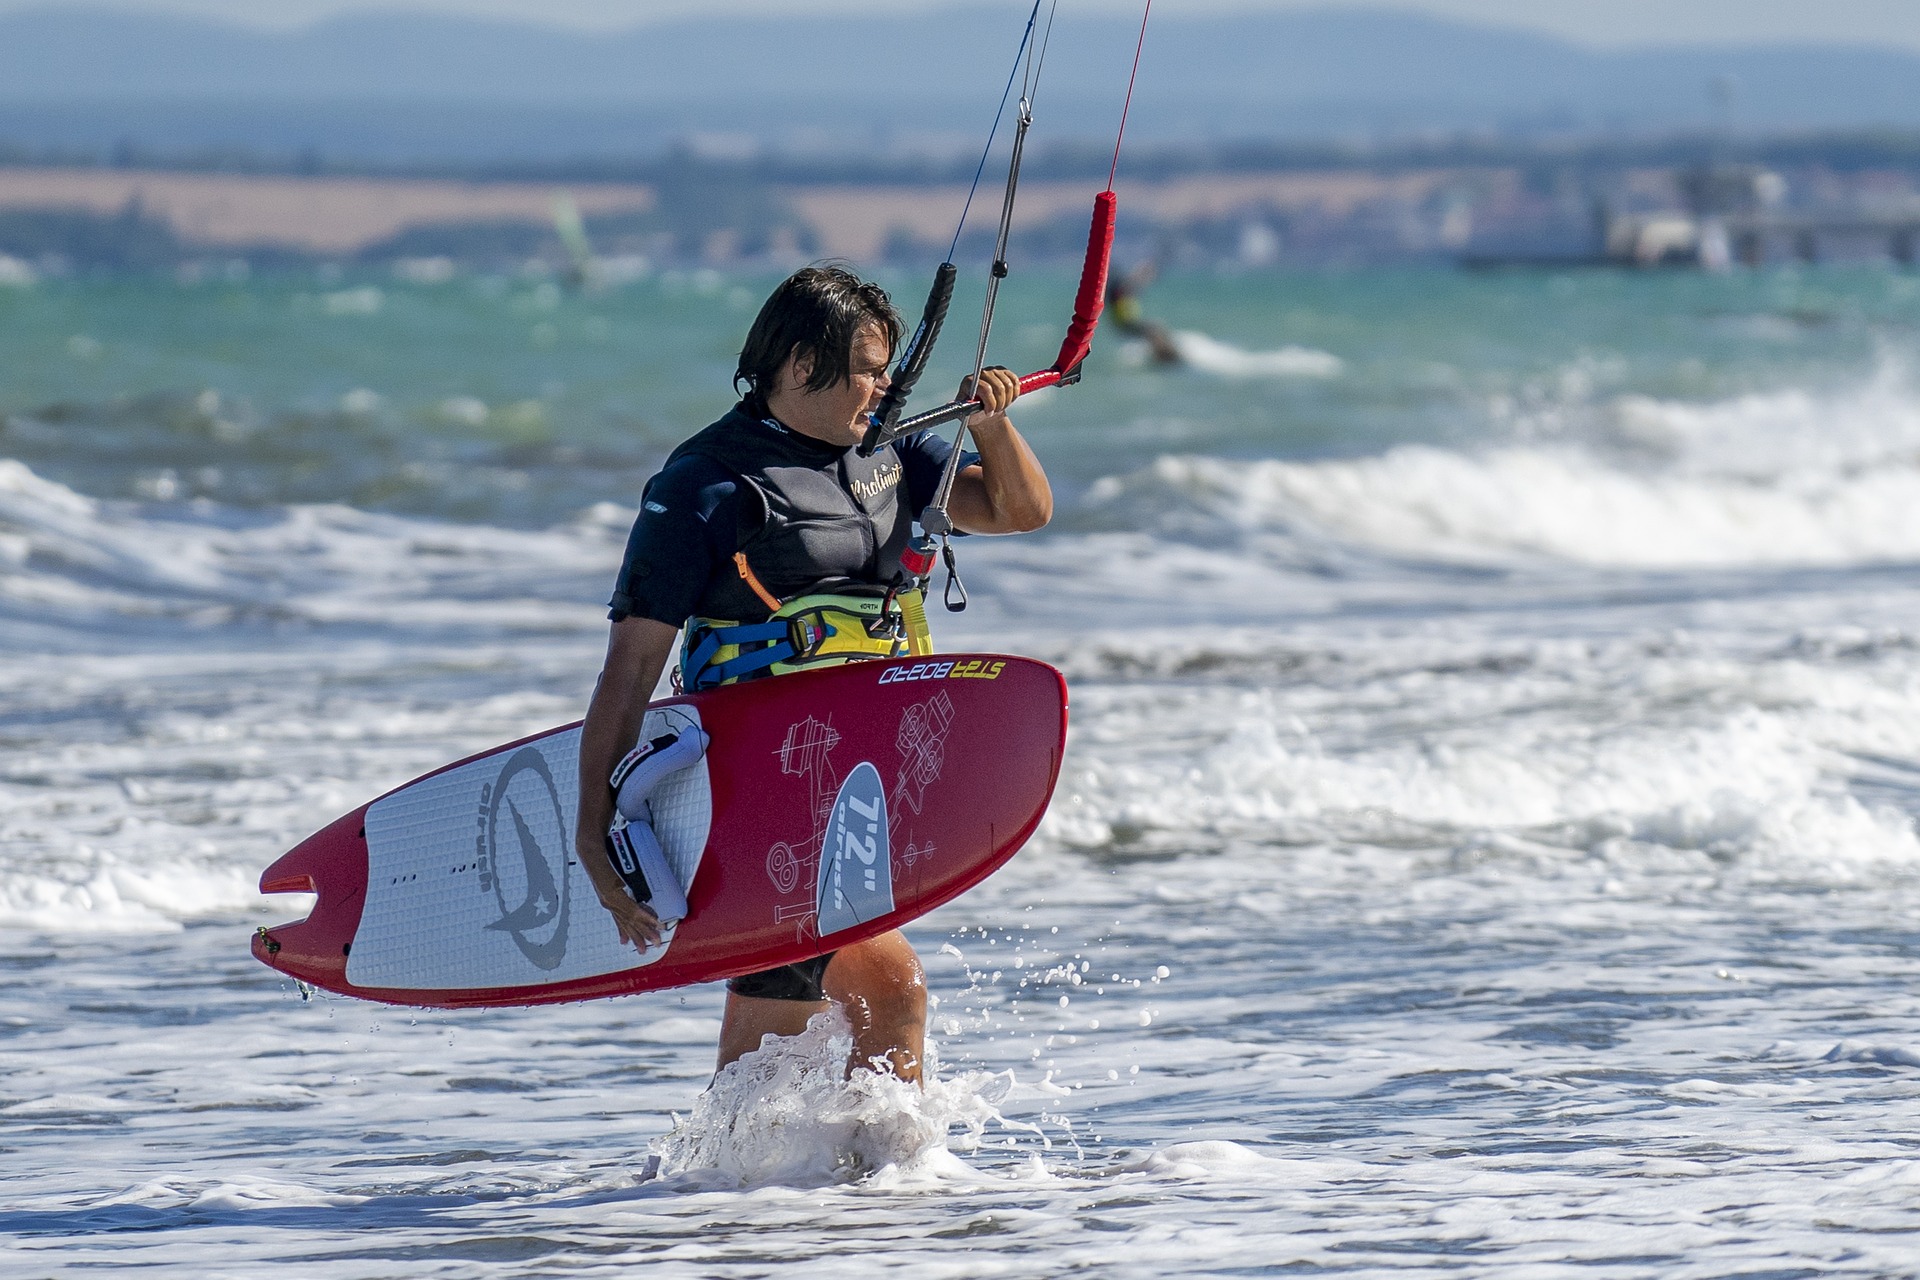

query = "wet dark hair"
(734, 265), (901, 416)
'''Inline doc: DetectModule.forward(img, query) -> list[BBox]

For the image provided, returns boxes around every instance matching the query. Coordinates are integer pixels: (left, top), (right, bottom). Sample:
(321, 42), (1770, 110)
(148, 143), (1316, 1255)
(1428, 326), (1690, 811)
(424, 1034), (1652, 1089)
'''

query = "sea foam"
(1081, 362), (1920, 569)
(649, 1009), (1031, 1188)
(1084, 446), (1920, 569)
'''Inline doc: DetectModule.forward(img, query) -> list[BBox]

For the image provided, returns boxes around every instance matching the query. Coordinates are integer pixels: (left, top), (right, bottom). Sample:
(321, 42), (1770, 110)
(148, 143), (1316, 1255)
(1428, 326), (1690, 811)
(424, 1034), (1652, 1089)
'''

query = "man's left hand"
(961, 366), (1020, 424)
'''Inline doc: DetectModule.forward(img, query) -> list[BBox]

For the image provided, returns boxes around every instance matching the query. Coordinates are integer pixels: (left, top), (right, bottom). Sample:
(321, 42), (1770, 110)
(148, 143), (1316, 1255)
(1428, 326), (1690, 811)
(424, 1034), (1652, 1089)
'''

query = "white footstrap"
(606, 727), (710, 925)
(607, 819), (689, 925)
(612, 728), (710, 819)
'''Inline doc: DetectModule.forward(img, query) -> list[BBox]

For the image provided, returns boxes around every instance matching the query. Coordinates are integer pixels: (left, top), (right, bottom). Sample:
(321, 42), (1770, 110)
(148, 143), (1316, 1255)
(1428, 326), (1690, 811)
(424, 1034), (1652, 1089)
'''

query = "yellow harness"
(678, 555), (933, 690)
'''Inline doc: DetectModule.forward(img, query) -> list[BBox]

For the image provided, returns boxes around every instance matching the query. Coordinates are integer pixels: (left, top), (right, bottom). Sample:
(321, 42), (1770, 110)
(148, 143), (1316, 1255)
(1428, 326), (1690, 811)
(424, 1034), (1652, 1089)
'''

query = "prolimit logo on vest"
(848, 461), (902, 502)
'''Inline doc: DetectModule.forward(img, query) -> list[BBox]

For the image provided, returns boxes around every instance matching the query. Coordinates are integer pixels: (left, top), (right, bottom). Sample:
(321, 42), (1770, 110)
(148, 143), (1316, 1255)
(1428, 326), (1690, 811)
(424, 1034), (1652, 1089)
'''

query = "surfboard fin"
(259, 843), (322, 896)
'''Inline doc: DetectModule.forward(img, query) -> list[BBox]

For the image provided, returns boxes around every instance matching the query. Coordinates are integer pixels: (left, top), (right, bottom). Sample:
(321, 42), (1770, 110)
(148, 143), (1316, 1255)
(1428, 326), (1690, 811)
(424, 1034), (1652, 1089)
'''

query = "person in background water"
(1107, 259), (1182, 366)
(573, 265), (1053, 1084)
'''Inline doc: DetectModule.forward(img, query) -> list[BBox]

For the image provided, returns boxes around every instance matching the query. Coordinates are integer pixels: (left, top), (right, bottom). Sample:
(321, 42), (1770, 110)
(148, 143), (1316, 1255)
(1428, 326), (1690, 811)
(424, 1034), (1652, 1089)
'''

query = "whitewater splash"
(649, 1009), (1037, 1187)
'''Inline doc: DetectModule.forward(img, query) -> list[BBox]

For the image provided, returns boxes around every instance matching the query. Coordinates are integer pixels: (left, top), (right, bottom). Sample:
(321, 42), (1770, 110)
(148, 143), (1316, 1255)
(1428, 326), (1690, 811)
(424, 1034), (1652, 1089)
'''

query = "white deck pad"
(346, 707), (711, 990)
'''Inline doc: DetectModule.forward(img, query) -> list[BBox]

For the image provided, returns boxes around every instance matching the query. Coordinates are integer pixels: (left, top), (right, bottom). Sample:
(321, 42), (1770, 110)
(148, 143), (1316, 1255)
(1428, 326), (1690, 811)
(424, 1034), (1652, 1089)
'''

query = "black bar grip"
(886, 398), (973, 440)
(860, 262), (957, 457)
(866, 365), (1068, 450)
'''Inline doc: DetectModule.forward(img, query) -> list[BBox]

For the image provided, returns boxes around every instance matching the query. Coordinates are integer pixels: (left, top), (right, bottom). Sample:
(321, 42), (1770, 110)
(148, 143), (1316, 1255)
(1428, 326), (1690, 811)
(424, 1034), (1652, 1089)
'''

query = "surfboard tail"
(253, 806), (369, 993)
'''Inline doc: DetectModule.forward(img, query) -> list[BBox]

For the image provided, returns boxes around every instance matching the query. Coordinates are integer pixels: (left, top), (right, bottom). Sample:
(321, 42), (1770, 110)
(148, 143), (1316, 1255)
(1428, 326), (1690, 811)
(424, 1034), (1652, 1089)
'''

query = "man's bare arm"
(575, 616), (679, 949)
(944, 366), (1053, 535)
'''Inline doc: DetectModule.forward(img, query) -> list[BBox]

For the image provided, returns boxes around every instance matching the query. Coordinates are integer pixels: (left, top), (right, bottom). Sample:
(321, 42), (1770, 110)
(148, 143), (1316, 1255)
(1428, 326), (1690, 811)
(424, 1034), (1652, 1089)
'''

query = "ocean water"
(7, 260), (1920, 1275)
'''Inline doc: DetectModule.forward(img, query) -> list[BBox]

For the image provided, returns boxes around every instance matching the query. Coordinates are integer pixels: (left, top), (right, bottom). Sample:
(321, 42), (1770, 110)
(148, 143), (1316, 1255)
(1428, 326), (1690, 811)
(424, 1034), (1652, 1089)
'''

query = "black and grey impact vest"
(664, 405), (915, 621)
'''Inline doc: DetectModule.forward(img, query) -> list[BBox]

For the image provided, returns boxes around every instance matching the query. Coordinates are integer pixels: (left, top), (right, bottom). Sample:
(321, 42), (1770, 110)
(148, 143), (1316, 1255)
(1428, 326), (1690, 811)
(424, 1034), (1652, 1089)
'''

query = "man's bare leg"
(716, 994), (825, 1073)
(714, 931), (926, 1083)
(824, 931), (926, 1084)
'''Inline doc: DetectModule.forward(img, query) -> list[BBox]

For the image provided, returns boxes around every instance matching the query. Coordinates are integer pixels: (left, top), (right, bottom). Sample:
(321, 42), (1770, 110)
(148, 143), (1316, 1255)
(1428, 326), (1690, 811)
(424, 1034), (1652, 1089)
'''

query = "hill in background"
(3, 5), (1920, 163)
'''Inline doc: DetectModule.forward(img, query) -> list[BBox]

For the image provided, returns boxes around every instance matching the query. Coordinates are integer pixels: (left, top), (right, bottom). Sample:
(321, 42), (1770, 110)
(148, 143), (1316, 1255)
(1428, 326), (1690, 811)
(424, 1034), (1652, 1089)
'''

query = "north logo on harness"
(476, 747), (571, 970)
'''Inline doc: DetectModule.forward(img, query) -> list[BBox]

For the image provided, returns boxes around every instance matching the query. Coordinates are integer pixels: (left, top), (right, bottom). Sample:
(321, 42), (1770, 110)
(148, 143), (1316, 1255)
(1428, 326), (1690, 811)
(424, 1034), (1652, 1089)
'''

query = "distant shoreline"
(8, 136), (1920, 271)
(0, 169), (656, 257)
(0, 164), (1463, 261)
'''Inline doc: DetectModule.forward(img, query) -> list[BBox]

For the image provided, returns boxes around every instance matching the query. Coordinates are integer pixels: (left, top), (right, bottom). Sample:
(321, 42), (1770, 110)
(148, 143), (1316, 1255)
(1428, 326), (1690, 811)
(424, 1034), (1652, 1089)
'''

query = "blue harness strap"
(682, 619), (793, 690)
(701, 644), (795, 687)
(681, 598), (908, 691)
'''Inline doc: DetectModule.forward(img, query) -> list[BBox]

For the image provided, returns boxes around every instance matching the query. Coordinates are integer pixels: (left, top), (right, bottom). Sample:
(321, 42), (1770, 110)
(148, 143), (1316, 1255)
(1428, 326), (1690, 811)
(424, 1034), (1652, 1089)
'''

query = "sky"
(7, 0), (1920, 50)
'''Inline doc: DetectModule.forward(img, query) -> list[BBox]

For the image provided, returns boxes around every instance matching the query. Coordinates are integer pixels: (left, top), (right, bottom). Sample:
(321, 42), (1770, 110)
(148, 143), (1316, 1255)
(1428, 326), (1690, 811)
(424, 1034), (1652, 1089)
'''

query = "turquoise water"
(6, 264), (1914, 522)
(8, 261), (1920, 1276)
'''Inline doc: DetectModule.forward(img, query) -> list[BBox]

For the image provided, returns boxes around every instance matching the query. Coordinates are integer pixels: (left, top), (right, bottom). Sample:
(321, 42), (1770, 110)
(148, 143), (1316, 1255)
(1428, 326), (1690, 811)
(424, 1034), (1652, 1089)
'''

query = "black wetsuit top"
(609, 403), (963, 627)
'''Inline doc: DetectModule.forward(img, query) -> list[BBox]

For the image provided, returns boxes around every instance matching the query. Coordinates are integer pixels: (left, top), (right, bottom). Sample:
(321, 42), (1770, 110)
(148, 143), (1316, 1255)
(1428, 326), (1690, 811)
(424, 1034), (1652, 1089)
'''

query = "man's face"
(780, 322), (893, 447)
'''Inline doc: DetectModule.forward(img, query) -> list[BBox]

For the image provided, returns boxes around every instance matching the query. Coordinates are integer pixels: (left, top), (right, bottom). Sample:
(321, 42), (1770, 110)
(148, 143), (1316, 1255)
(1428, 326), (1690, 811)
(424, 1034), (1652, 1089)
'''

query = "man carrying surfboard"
(574, 266), (1052, 1084)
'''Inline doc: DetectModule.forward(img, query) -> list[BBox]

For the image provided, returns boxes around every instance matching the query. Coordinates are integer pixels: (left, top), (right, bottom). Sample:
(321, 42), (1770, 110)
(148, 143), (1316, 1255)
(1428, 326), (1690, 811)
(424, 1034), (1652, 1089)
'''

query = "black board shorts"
(727, 952), (836, 1002)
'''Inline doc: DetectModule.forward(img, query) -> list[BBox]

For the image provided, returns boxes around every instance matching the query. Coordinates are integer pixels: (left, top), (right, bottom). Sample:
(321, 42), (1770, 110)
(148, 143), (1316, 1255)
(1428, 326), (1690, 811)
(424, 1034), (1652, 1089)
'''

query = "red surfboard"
(252, 654), (1067, 1009)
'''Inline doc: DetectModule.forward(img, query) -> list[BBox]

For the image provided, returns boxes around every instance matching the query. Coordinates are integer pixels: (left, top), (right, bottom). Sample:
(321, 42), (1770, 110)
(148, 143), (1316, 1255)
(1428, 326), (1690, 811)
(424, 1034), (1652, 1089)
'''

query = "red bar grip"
(1052, 190), (1117, 374)
(867, 195), (1116, 446)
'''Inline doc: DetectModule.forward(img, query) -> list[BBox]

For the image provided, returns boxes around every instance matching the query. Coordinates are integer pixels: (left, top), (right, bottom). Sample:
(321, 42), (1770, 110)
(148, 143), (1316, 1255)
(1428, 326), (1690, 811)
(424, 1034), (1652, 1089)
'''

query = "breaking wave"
(0, 456), (624, 630)
(1082, 445), (1920, 569)
(1074, 360), (1920, 569)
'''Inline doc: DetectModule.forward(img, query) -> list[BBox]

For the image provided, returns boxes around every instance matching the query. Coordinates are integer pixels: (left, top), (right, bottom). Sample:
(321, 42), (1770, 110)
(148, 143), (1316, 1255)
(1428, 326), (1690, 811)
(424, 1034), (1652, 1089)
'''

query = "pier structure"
(1472, 163), (1920, 270)
(1600, 205), (1920, 268)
